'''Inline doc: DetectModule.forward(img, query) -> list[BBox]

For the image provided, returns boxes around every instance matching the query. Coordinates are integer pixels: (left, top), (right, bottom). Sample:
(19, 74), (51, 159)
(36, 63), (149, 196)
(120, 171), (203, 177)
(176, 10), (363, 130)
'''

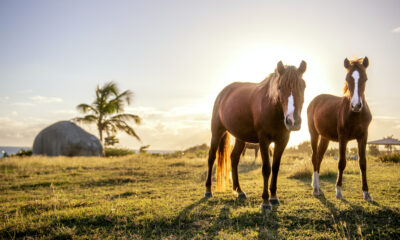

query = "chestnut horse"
(242, 143), (273, 164)
(205, 60), (307, 210)
(242, 143), (260, 163)
(307, 57), (373, 201)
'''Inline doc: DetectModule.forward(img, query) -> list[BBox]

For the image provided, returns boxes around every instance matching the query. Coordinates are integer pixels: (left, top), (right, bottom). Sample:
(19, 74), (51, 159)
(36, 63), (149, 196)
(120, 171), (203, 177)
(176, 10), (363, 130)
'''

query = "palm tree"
(73, 82), (141, 145)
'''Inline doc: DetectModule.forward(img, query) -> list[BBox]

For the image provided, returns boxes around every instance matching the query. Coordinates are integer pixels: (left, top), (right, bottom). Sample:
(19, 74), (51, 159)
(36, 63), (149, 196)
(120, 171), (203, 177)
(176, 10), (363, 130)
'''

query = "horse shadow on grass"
(200, 197), (280, 239)
(311, 186), (400, 239)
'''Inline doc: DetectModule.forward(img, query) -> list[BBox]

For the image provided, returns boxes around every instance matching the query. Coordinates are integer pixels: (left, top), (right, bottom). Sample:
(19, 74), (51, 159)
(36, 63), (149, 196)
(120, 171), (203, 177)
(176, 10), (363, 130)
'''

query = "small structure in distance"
(368, 136), (400, 153)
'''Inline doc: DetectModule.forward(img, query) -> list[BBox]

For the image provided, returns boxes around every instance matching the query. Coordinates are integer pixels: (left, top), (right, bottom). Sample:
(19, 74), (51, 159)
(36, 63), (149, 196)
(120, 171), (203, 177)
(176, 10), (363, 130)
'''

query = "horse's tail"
(216, 132), (231, 192)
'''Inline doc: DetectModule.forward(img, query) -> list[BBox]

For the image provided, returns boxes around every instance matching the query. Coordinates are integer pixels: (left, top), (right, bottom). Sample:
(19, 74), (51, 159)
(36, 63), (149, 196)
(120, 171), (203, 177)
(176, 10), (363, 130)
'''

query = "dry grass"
(0, 153), (399, 239)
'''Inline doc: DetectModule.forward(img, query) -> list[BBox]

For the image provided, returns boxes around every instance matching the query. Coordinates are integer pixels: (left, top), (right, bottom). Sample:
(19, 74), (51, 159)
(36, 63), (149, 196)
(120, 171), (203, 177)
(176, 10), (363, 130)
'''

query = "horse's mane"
(343, 58), (364, 96)
(260, 66), (303, 103)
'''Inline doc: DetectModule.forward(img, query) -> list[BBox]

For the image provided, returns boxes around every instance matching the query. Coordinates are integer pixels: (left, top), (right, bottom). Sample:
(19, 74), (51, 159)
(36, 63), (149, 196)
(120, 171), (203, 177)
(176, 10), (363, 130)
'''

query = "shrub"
(368, 145), (380, 156)
(379, 154), (400, 163)
(104, 148), (135, 157)
(15, 149), (32, 157)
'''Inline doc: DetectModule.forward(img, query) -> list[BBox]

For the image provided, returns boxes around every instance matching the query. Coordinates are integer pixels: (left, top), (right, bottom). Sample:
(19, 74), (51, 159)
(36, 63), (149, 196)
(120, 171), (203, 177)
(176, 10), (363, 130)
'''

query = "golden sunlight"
(218, 44), (331, 146)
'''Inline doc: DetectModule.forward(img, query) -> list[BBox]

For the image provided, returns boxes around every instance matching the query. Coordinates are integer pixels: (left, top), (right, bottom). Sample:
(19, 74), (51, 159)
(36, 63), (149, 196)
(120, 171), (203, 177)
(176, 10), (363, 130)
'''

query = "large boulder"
(32, 121), (103, 156)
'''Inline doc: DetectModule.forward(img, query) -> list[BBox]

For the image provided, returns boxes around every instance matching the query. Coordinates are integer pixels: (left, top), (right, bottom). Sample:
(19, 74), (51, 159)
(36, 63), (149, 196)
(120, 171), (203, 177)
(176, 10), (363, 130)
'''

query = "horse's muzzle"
(350, 102), (363, 112)
(284, 115), (301, 131)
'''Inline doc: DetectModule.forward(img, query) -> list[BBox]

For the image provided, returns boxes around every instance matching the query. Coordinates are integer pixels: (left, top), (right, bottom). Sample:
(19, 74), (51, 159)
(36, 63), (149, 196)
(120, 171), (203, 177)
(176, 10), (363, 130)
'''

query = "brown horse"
(242, 143), (260, 163)
(205, 60), (307, 210)
(242, 143), (273, 164)
(307, 57), (373, 201)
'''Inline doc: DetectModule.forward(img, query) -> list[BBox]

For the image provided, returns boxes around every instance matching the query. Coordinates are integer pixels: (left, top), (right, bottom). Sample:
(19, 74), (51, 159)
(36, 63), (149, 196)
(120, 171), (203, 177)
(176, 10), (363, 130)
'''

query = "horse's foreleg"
(269, 137), (289, 205)
(358, 135), (372, 201)
(259, 138), (272, 210)
(336, 138), (348, 200)
(231, 139), (246, 199)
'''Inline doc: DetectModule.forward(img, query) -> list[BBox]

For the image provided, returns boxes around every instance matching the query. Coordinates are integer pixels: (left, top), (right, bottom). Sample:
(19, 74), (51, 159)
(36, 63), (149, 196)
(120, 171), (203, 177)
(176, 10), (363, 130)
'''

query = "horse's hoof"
(336, 187), (344, 200)
(238, 192), (247, 200)
(363, 192), (373, 202)
(269, 198), (280, 205)
(335, 193), (344, 200)
(260, 203), (272, 211)
(313, 188), (324, 196)
(204, 192), (213, 198)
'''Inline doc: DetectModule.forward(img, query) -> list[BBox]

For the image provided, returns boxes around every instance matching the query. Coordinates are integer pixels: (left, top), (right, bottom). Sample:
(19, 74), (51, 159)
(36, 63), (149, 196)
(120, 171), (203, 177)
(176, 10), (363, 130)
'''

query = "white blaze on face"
(351, 70), (361, 107)
(286, 92), (295, 124)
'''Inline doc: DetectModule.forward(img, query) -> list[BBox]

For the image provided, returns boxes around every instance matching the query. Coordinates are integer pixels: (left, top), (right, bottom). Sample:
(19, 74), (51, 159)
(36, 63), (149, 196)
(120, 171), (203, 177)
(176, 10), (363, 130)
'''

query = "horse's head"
(276, 60), (307, 131)
(344, 57), (369, 112)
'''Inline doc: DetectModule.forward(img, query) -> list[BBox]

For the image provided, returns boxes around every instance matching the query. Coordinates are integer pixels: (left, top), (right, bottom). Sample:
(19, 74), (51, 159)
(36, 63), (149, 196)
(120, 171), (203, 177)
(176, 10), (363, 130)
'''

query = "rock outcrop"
(32, 121), (103, 156)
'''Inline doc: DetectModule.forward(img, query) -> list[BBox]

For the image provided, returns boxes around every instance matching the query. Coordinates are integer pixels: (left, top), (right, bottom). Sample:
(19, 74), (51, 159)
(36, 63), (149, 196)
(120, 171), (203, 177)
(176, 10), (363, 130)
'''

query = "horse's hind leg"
(254, 146), (259, 164)
(314, 137), (329, 195)
(310, 128), (322, 195)
(231, 138), (246, 199)
(205, 128), (225, 198)
(317, 137), (329, 171)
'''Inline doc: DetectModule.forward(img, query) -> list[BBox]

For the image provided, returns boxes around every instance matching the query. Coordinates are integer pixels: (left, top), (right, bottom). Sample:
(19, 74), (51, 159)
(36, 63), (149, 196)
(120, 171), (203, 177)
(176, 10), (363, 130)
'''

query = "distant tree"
(349, 147), (358, 155)
(325, 148), (338, 157)
(297, 141), (312, 155)
(368, 145), (380, 156)
(73, 82), (141, 145)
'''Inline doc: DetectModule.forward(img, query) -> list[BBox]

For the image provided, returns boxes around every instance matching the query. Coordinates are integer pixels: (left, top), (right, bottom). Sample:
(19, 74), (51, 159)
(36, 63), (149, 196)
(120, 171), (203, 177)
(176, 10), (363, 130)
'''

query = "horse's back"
(213, 82), (260, 142)
(307, 94), (342, 139)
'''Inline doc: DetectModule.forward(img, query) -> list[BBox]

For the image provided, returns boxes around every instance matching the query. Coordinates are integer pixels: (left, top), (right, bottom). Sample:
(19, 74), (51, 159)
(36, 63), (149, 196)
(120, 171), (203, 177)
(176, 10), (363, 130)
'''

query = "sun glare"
(218, 44), (330, 146)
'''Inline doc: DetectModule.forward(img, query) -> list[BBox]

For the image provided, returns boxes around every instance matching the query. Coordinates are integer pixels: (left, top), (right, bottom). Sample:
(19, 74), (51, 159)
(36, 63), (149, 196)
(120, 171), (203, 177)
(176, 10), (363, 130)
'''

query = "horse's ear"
(298, 60), (307, 74)
(363, 57), (369, 68)
(277, 61), (285, 75)
(344, 58), (350, 69)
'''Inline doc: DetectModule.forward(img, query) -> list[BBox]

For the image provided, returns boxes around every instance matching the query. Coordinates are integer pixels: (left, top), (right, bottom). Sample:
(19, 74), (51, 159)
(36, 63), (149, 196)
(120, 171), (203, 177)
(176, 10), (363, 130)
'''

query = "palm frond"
(112, 119), (141, 142)
(76, 103), (98, 114)
(111, 113), (141, 124)
(72, 114), (98, 124)
(117, 90), (133, 105)
(103, 120), (117, 134)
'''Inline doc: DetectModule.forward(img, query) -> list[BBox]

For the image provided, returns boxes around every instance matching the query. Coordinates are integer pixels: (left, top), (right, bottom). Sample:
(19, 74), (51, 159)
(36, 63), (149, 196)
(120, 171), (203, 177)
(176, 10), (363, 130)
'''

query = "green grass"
(0, 153), (399, 239)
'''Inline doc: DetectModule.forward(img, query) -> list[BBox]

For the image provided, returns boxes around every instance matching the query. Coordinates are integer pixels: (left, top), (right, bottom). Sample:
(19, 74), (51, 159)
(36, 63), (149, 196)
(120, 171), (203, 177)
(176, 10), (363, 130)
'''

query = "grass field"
(0, 152), (399, 239)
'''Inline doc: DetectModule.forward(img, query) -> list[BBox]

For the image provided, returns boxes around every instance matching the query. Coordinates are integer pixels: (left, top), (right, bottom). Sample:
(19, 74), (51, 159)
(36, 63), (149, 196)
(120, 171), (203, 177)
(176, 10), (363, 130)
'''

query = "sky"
(0, 0), (400, 151)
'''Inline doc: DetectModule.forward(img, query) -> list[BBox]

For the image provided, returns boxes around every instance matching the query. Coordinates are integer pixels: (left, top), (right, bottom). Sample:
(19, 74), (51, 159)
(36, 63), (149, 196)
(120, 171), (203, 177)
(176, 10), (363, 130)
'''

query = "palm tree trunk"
(98, 123), (103, 143)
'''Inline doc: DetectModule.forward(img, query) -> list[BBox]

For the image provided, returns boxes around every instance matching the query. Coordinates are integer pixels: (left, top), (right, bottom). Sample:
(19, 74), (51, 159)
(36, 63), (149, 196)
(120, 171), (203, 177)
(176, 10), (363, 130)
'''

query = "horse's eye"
(278, 86), (281, 91)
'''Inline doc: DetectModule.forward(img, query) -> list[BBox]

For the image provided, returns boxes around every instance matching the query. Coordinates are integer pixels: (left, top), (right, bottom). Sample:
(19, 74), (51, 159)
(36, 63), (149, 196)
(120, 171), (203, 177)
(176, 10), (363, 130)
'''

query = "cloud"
(0, 116), (51, 146)
(117, 104), (212, 150)
(392, 27), (400, 33)
(12, 102), (35, 107)
(19, 89), (33, 94)
(54, 109), (77, 115)
(30, 95), (63, 103)
(373, 115), (400, 120)
(0, 96), (10, 103)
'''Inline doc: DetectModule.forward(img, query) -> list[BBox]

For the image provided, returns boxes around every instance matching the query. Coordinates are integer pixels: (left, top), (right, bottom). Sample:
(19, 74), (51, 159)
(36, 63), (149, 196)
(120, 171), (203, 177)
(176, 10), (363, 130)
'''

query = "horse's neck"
(258, 96), (283, 123)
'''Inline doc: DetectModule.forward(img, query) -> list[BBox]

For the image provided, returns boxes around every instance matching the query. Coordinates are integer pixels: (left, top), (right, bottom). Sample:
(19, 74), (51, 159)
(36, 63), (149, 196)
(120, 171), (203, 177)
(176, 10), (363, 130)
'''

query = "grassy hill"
(0, 153), (399, 239)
